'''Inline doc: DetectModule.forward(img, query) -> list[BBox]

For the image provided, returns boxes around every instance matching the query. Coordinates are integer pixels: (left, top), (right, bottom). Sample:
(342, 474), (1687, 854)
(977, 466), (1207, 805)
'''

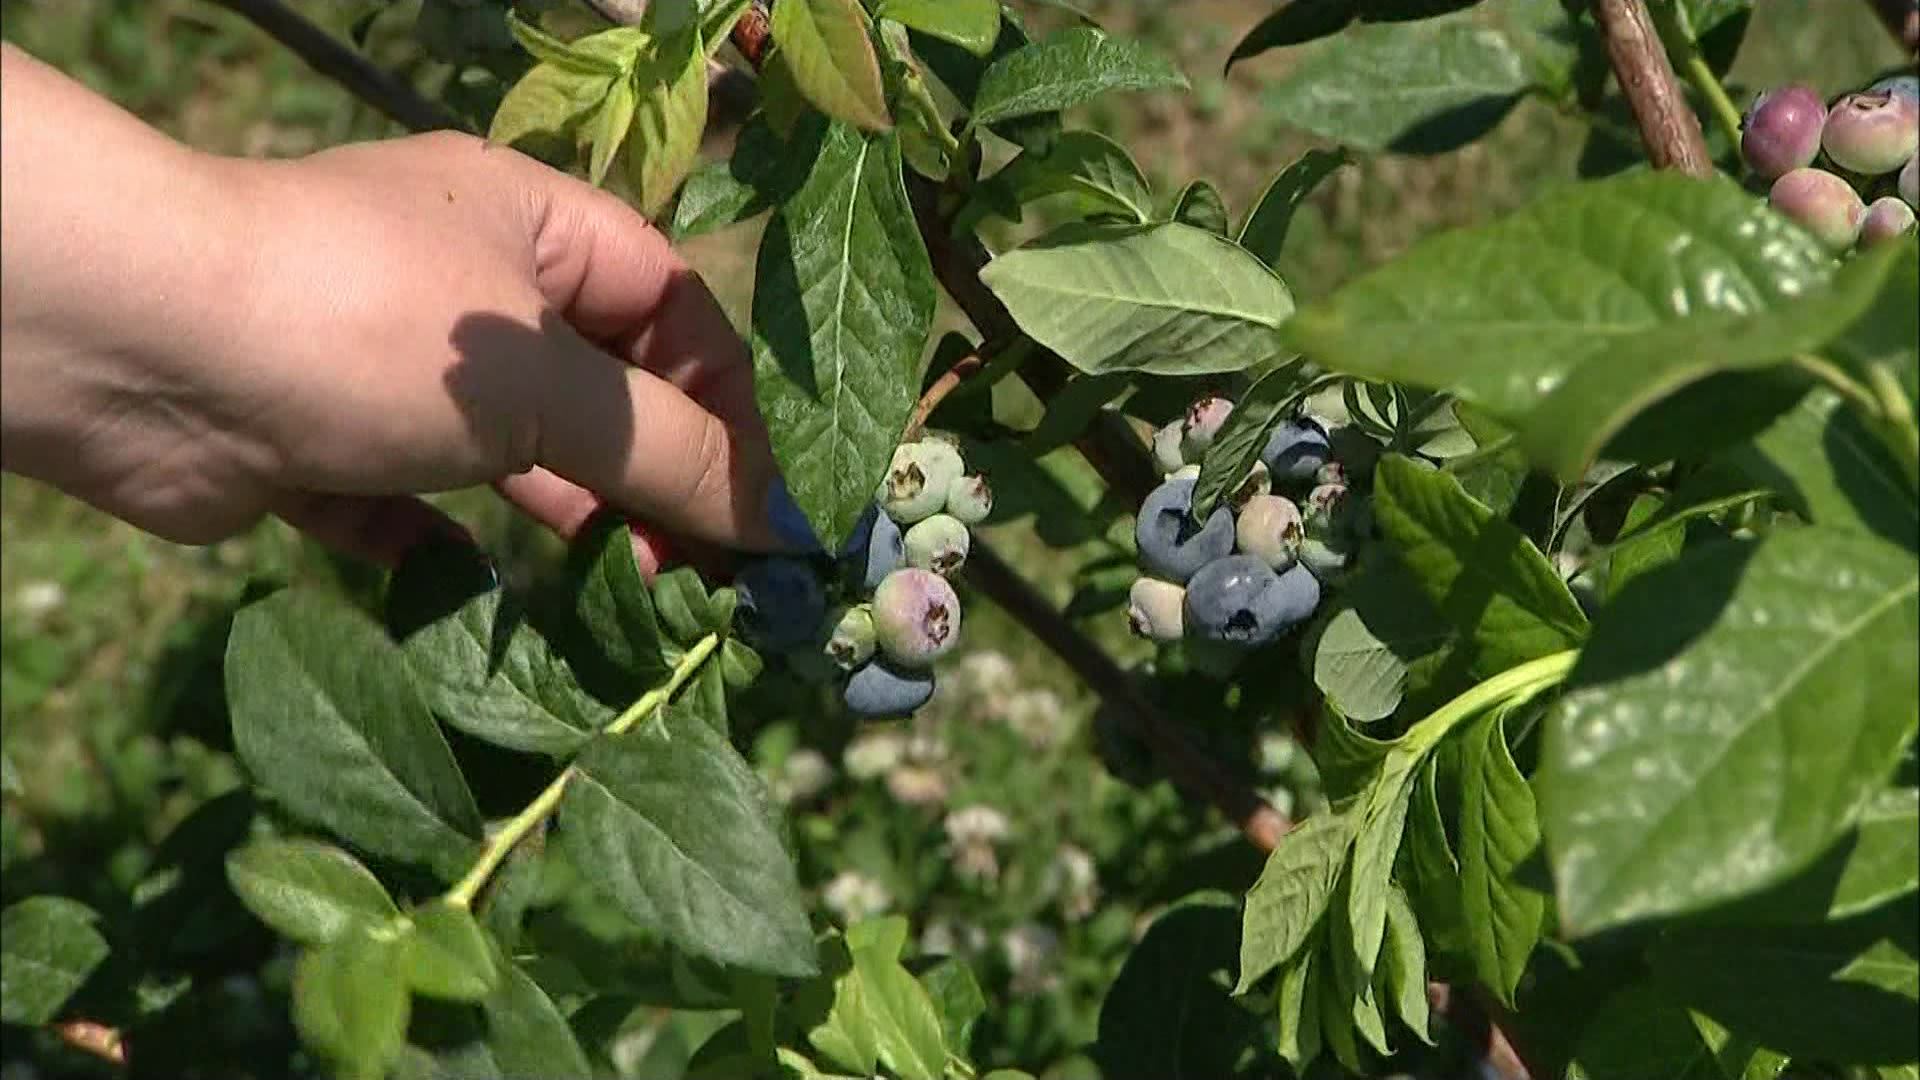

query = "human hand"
(0, 45), (788, 572)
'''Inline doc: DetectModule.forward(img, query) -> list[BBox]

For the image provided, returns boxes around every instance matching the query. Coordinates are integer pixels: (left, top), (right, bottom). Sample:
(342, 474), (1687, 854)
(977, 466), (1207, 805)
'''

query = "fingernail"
(765, 476), (824, 553)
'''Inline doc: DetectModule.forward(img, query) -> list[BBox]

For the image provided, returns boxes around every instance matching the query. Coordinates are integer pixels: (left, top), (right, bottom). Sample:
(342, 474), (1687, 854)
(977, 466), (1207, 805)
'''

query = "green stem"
(1403, 650), (1580, 756)
(444, 632), (722, 908)
(1795, 354), (1883, 416)
(1866, 363), (1920, 490)
(1685, 52), (1745, 155)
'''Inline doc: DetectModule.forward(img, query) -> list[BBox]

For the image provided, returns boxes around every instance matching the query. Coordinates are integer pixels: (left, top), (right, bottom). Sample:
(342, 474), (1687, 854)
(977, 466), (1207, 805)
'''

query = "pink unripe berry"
(1900, 155), (1918, 210)
(1741, 84), (1826, 180)
(1769, 168), (1866, 251)
(871, 568), (961, 668)
(1821, 91), (1920, 175)
(1859, 196), (1918, 248)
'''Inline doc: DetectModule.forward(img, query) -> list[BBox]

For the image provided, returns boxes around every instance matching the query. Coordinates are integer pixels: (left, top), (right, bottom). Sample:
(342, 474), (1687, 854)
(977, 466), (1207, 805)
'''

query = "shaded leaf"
(1237, 812), (1356, 992)
(1455, 708), (1546, 1006)
(1170, 179), (1230, 235)
(404, 902), (497, 1003)
(1094, 892), (1260, 1079)
(293, 930), (411, 1080)
(970, 26), (1187, 126)
(0, 897), (110, 1025)
(225, 838), (398, 947)
(1237, 147), (1352, 269)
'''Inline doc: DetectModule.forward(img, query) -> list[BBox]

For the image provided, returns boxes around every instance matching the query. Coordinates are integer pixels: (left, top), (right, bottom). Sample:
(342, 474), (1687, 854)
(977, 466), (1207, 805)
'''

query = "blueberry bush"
(2, 1), (1916, 1078)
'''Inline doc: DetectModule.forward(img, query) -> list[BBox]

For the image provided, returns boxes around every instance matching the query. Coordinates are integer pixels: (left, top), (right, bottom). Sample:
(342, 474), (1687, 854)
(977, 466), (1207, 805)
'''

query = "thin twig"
(905, 354), (984, 439)
(204, 0), (465, 134)
(1862, 0), (1920, 53)
(1591, 0), (1714, 176)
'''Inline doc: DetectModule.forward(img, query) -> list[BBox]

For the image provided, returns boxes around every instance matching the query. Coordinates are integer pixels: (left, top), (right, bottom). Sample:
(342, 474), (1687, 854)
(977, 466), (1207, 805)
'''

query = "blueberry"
(1152, 421), (1187, 476)
(1227, 460), (1272, 512)
(1183, 555), (1302, 646)
(904, 513), (970, 576)
(871, 568), (962, 668)
(1261, 417), (1332, 484)
(1822, 91), (1920, 175)
(1871, 75), (1920, 104)
(843, 659), (936, 718)
(1769, 168), (1865, 251)
(945, 474), (993, 525)
(1180, 396), (1234, 460)
(1134, 477), (1236, 583)
(1740, 84), (1826, 180)
(1902, 154), (1918, 209)
(764, 475), (824, 552)
(1126, 577), (1186, 641)
(1860, 196), (1918, 247)
(735, 557), (827, 652)
(840, 505), (905, 592)
(822, 604), (877, 671)
(877, 440), (965, 525)
(1235, 494), (1304, 571)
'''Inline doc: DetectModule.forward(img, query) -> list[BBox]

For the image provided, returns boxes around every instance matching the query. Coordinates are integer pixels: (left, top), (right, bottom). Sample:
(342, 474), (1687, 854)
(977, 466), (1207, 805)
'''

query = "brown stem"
(1863, 0), (1920, 53)
(1590, 0), (1713, 175)
(54, 1020), (126, 1066)
(730, 2), (774, 68)
(905, 354), (984, 439)
(204, 0), (466, 134)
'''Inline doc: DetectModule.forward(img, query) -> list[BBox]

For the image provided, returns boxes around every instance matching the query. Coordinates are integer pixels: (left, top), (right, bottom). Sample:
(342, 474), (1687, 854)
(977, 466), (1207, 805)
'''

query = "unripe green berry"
(1226, 460), (1272, 512)
(1235, 494), (1303, 571)
(822, 605), (877, 671)
(1152, 421), (1187, 475)
(877, 440), (965, 524)
(872, 568), (961, 668)
(1126, 577), (1186, 642)
(1769, 168), (1865, 251)
(904, 513), (970, 576)
(945, 474), (993, 525)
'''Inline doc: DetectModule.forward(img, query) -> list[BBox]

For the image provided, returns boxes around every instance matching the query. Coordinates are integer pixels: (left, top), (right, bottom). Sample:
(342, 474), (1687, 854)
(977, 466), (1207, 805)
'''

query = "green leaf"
(293, 930), (411, 1080)
(0, 897), (110, 1025)
(1094, 892), (1260, 1079)
(1732, 388), (1918, 552)
(1539, 526), (1920, 935)
(488, 61), (615, 155)
(1237, 148), (1352, 269)
(507, 16), (635, 75)
(404, 902), (497, 1002)
(1311, 574), (1451, 724)
(969, 26), (1187, 127)
(752, 120), (937, 551)
(651, 564), (720, 648)
(1237, 812), (1356, 993)
(1373, 455), (1589, 677)
(1259, 17), (1528, 153)
(588, 70), (637, 188)
(1651, 903), (1920, 1065)
(1273, 944), (1322, 1073)
(980, 221), (1294, 376)
(1285, 172), (1835, 427)
(623, 26), (711, 217)
(808, 939), (881, 1075)
(226, 589), (483, 881)
(1708, 784), (1920, 926)
(1379, 885), (1432, 1044)
(876, 0), (999, 55)
(845, 921), (947, 1080)
(1517, 241), (1909, 481)
(558, 703), (816, 976)
(1170, 179), (1230, 236)
(478, 952), (594, 1075)
(671, 159), (763, 241)
(225, 838), (398, 946)
(1225, 0), (1483, 68)
(1313, 707), (1399, 804)
(1192, 362), (1308, 519)
(1606, 492), (1687, 600)
(1404, 752), (1472, 969)
(979, 129), (1154, 224)
(770, 0), (891, 131)
(552, 514), (670, 696)
(917, 958), (985, 1057)
(1454, 708), (1545, 1007)
(1022, 372), (1131, 455)
(1824, 232), (1918, 408)
(1566, 981), (1724, 1080)
(389, 542), (609, 759)
(1347, 753), (1417, 980)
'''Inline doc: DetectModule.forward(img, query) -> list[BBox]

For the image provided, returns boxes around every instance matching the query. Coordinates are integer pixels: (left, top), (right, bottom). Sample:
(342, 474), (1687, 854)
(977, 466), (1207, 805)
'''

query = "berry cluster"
(1746, 74), (1918, 251)
(1129, 397), (1375, 653)
(736, 435), (992, 719)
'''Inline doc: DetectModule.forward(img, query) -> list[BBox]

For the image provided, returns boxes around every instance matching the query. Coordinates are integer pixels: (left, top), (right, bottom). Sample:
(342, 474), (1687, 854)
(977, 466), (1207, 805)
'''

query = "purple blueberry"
(1134, 477), (1236, 583)
(904, 513), (970, 576)
(764, 475), (824, 552)
(843, 659), (935, 718)
(1740, 84), (1826, 180)
(1261, 417), (1332, 484)
(1152, 421), (1187, 475)
(1900, 154), (1917, 209)
(841, 505), (904, 592)
(1860, 196), (1918, 247)
(1126, 578), (1186, 642)
(878, 440), (965, 525)
(1822, 91), (1920, 175)
(871, 568), (961, 668)
(1180, 396), (1234, 459)
(735, 557), (827, 652)
(1769, 167), (1866, 251)
(1235, 494), (1304, 571)
(1184, 555), (1319, 646)
(945, 474), (993, 525)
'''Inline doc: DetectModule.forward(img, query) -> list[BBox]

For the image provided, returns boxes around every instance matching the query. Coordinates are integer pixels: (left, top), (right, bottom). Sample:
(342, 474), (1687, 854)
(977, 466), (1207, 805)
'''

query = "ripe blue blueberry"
(1261, 417), (1332, 484)
(1769, 167), (1865, 251)
(871, 568), (962, 668)
(822, 604), (877, 671)
(1235, 494), (1304, 571)
(945, 474), (993, 525)
(1822, 90), (1920, 175)
(735, 557), (827, 652)
(1183, 555), (1289, 646)
(1127, 578), (1186, 641)
(1871, 74), (1920, 104)
(904, 513), (970, 576)
(1134, 477), (1235, 583)
(878, 440), (965, 525)
(764, 475), (824, 552)
(841, 505), (905, 592)
(1741, 84), (1826, 180)
(1152, 421), (1187, 475)
(1861, 195), (1918, 247)
(1180, 396), (1234, 460)
(843, 659), (936, 718)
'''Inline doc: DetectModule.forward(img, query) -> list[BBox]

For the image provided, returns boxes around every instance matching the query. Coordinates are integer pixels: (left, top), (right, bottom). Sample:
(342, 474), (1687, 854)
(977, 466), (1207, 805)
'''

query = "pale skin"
(0, 43), (788, 572)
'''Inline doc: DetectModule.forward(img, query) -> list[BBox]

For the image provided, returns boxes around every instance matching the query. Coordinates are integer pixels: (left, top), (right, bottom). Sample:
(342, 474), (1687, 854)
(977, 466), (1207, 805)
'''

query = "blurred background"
(0, 1), (1904, 1077)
